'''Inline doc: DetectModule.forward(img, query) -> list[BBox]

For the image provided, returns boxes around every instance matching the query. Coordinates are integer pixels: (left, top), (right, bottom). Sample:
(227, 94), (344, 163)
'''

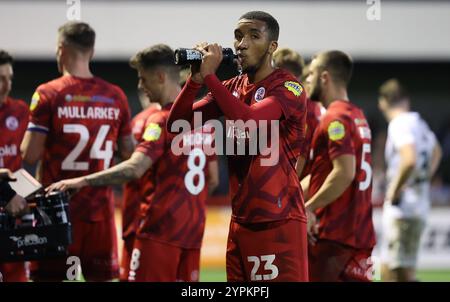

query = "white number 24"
(61, 124), (113, 171)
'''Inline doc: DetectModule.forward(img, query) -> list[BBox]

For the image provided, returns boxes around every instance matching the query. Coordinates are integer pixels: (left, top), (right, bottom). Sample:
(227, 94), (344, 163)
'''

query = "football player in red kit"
(20, 22), (134, 281)
(167, 11), (308, 281)
(46, 44), (219, 282)
(272, 48), (324, 184)
(119, 98), (160, 281)
(0, 50), (29, 282)
(305, 50), (376, 281)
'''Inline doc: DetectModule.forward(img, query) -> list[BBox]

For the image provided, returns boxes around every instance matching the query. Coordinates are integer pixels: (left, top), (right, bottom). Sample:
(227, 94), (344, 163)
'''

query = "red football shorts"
(31, 216), (119, 281)
(226, 219), (309, 282)
(120, 234), (135, 282)
(128, 237), (200, 282)
(0, 262), (28, 282)
(308, 239), (373, 282)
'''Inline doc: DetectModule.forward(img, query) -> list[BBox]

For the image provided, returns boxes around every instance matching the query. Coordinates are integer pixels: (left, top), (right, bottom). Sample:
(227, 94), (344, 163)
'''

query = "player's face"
(306, 58), (323, 102)
(0, 63), (13, 101)
(137, 68), (161, 102)
(234, 19), (273, 73)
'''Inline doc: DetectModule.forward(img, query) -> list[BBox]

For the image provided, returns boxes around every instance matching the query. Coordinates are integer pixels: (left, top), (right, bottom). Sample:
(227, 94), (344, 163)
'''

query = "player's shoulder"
(144, 107), (165, 125)
(6, 97), (29, 112)
(35, 76), (68, 95)
(93, 77), (127, 99)
(390, 112), (418, 130)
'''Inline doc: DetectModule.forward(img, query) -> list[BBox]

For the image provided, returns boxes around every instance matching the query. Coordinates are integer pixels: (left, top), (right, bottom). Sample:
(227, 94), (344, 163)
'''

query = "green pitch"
(200, 268), (450, 282)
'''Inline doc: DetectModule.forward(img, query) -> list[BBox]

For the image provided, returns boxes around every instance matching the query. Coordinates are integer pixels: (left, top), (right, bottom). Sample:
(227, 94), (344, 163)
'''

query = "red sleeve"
(28, 87), (52, 134)
(167, 77), (221, 133)
(117, 88), (132, 137)
(203, 74), (283, 122)
(135, 113), (167, 163)
(324, 114), (355, 160)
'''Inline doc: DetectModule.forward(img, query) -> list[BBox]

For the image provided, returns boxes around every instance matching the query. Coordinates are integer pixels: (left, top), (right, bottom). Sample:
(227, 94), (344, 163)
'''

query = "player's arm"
(46, 151), (152, 192)
(305, 154), (356, 212)
(207, 159), (219, 195)
(20, 131), (47, 165)
(296, 155), (306, 179)
(385, 143), (416, 203)
(300, 174), (311, 200)
(429, 140), (442, 178)
(117, 134), (135, 160)
(167, 79), (221, 134)
(203, 73), (284, 122)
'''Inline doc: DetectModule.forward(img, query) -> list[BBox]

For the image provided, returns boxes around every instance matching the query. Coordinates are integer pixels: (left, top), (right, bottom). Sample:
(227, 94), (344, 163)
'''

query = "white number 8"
(184, 148), (206, 195)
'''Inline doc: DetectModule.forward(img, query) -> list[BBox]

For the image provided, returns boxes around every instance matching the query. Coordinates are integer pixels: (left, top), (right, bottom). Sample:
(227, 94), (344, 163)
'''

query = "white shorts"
(380, 213), (425, 269)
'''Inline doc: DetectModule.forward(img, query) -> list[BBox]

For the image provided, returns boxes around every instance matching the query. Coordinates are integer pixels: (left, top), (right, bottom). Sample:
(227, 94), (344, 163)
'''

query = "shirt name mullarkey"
(57, 106), (120, 120)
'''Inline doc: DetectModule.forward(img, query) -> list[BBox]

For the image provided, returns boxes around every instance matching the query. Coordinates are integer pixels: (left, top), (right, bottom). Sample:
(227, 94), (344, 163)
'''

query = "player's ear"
(88, 48), (94, 60)
(320, 70), (329, 85)
(268, 41), (278, 55)
(157, 69), (166, 83)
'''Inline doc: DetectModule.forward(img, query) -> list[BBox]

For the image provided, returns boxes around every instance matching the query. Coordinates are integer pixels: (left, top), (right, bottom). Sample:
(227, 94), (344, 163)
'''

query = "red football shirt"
(122, 105), (159, 239)
(28, 75), (132, 221)
(308, 100), (376, 249)
(203, 69), (307, 224)
(0, 97), (29, 170)
(135, 103), (215, 249)
(299, 99), (324, 179)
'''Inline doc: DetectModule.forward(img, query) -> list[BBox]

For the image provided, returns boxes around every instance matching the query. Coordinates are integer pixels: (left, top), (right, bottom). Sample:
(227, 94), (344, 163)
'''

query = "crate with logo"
(0, 173), (72, 262)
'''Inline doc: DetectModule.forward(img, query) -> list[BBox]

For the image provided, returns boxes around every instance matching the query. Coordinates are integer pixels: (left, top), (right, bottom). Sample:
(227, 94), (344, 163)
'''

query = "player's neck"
(326, 87), (349, 107)
(160, 84), (182, 107)
(388, 107), (408, 121)
(248, 61), (274, 84)
(63, 61), (93, 79)
(0, 96), (6, 107)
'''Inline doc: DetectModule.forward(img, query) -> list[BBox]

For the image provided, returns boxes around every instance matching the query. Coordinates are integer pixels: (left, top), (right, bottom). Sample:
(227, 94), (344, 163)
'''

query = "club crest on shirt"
(254, 87), (265, 102)
(30, 91), (40, 111)
(5, 116), (19, 131)
(328, 121), (346, 141)
(143, 123), (162, 142)
(284, 81), (303, 97)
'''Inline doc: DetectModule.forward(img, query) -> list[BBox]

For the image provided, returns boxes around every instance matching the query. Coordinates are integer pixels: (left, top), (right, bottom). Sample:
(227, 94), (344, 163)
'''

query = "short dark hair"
(239, 11), (279, 41)
(58, 21), (95, 51)
(317, 50), (353, 86)
(0, 50), (13, 66)
(273, 48), (304, 78)
(129, 44), (180, 81)
(379, 78), (408, 105)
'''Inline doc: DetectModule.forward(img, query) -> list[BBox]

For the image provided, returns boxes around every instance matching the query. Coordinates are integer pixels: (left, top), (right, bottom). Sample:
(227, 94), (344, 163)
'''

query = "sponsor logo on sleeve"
(143, 123), (162, 142)
(284, 81), (303, 97)
(328, 120), (346, 141)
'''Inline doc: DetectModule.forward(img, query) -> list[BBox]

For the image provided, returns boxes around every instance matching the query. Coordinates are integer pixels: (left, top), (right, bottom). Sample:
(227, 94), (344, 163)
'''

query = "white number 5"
(359, 143), (372, 191)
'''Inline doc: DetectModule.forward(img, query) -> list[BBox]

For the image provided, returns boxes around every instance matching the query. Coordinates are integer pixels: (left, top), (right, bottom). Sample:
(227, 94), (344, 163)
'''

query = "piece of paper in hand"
(9, 169), (42, 198)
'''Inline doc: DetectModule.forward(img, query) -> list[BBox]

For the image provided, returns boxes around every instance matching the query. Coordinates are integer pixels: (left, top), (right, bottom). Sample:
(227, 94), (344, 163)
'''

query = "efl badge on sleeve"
(328, 121), (346, 141)
(284, 81), (303, 97)
(143, 123), (162, 142)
